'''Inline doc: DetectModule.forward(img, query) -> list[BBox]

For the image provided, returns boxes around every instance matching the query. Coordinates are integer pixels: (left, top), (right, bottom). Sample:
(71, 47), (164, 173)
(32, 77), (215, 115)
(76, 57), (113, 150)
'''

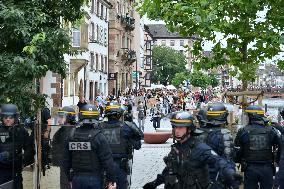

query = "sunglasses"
(3, 115), (14, 120)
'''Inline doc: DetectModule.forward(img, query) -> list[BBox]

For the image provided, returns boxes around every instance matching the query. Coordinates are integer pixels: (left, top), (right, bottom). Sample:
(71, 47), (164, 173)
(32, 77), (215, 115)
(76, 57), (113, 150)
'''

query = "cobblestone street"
(131, 116), (173, 189)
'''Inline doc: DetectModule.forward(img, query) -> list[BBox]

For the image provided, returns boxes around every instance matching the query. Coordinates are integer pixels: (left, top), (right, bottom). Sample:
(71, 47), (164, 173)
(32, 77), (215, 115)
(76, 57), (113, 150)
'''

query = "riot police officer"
(143, 111), (241, 189)
(100, 102), (142, 189)
(52, 106), (77, 189)
(234, 105), (280, 189)
(272, 107), (284, 189)
(195, 108), (207, 128)
(63, 104), (116, 189)
(197, 103), (235, 188)
(0, 104), (34, 189)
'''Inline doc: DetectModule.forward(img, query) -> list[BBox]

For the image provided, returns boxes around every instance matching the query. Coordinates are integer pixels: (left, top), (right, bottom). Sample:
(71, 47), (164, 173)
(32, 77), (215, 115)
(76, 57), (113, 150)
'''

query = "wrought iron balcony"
(121, 13), (135, 31)
(121, 48), (136, 65)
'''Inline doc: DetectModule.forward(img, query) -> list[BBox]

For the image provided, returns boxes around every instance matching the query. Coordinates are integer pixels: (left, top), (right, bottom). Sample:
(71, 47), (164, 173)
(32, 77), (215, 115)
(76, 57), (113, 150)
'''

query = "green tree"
(208, 74), (219, 88)
(139, 0), (284, 90)
(171, 72), (189, 87)
(152, 45), (187, 86)
(0, 0), (86, 116)
(188, 71), (218, 89)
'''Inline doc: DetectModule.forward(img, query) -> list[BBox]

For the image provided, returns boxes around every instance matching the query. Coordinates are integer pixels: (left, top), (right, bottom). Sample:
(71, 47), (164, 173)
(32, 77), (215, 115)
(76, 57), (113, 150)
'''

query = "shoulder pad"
(124, 121), (143, 139)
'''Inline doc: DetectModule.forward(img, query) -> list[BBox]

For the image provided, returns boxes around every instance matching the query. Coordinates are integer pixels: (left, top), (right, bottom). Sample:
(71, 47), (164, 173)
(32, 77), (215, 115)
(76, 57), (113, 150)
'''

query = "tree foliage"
(0, 0), (86, 116)
(171, 72), (189, 87)
(152, 45), (187, 86)
(188, 71), (219, 89)
(139, 0), (284, 89)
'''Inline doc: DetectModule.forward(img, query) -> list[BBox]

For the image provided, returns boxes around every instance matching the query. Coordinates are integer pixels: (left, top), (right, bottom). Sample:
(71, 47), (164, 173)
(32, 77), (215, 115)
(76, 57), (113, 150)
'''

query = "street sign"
(108, 73), (117, 80)
(132, 71), (139, 78)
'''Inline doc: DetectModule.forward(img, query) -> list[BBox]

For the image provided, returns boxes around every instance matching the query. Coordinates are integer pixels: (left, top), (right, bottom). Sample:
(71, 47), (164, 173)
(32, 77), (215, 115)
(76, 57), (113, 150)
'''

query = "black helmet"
(57, 106), (76, 125)
(196, 108), (207, 127)
(105, 102), (123, 117)
(1, 104), (19, 125)
(170, 111), (195, 130)
(78, 104), (99, 124)
(206, 103), (228, 126)
(245, 105), (265, 122)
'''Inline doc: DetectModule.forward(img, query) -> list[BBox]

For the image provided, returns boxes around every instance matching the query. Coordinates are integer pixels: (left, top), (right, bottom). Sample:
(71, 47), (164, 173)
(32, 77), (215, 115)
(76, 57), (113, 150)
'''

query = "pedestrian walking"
(137, 100), (146, 132)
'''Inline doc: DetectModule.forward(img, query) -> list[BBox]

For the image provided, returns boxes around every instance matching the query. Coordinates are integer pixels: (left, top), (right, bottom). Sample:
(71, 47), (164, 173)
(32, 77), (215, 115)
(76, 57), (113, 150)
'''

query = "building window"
(100, 4), (104, 18)
(90, 22), (95, 41)
(128, 38), (130, 48)
(180, 40), (184, 46)
(161, 40), (166, 46)
(104, 56), (107, 72)
(90, 52), (94, 70)
(96, 1), (100, 15)
(72, 27), (80, 47)
(100, 26), (104, 43)
(91, 0), (95, 13)
(89, 81), (94, 101)
(96, 25), (99, 41)
(95, 54), (99, 71)
(146, 41), (151, 50)
(146, 56), (151, 65)
(101, 55), (104, 71)
(146, 73), (150, 79)
(104, 28), (107, 46)
(117, 1), (121, 15)
(122, 36), (125, 48)
(170, 40), (175, 46)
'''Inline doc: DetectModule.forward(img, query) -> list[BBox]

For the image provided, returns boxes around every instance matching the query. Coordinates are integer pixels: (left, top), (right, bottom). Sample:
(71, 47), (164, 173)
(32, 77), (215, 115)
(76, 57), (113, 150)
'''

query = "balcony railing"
(121, 48), (136, 65)
(121, 13), (135, 31)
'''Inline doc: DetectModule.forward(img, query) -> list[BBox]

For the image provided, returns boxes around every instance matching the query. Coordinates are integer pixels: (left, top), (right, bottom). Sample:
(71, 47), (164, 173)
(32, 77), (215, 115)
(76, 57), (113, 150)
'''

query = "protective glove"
(143, 181), (157, 189)
(0, 151), (10, 163)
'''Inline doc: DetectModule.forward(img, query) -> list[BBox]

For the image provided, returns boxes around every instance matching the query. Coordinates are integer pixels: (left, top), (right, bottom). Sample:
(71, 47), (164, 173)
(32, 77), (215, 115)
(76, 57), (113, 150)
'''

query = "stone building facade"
(108, 0), (136, 95)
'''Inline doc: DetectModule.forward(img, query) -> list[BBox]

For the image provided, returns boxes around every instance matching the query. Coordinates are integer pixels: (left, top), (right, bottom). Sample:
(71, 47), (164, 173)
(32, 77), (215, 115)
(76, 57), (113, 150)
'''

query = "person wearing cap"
(0, 104), (34, 189)
(63, 104), (116, 189)
(52, 106), (77, 189)
(234, 105), (280, 189)
(196, 103), (235, 189)
(101, 102), (142, 189)
(143, 111), (241, 189)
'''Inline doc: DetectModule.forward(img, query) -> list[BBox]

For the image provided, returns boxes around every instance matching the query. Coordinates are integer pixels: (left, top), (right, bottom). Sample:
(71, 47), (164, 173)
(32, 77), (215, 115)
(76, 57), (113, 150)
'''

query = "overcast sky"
(143, 11), (284, 62)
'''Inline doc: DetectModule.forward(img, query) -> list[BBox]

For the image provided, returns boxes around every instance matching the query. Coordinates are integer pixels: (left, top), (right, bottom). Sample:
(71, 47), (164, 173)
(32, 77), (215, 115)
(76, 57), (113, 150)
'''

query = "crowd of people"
(0, 86), (284, 189)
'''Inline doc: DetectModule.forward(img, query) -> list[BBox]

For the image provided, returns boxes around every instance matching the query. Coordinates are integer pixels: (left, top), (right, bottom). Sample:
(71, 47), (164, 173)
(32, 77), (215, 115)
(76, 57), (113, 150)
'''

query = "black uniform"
(197, 104), (235, 189)
(101, 102), (142, 189)
(63, 125), (116, 189)
(235, 124), (280, 189)
(52, 126), (73, 189)
(144, 111), (240, 189)
(234, 105), (280, 189)
(272, 123), (284, 189)
(0, 124), (34, 189)
(144, 137), (239, 189)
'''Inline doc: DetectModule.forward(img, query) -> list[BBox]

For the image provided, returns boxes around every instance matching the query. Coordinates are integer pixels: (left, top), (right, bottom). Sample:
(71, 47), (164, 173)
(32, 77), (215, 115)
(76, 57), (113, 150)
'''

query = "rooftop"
(147, 24), (192, 39)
